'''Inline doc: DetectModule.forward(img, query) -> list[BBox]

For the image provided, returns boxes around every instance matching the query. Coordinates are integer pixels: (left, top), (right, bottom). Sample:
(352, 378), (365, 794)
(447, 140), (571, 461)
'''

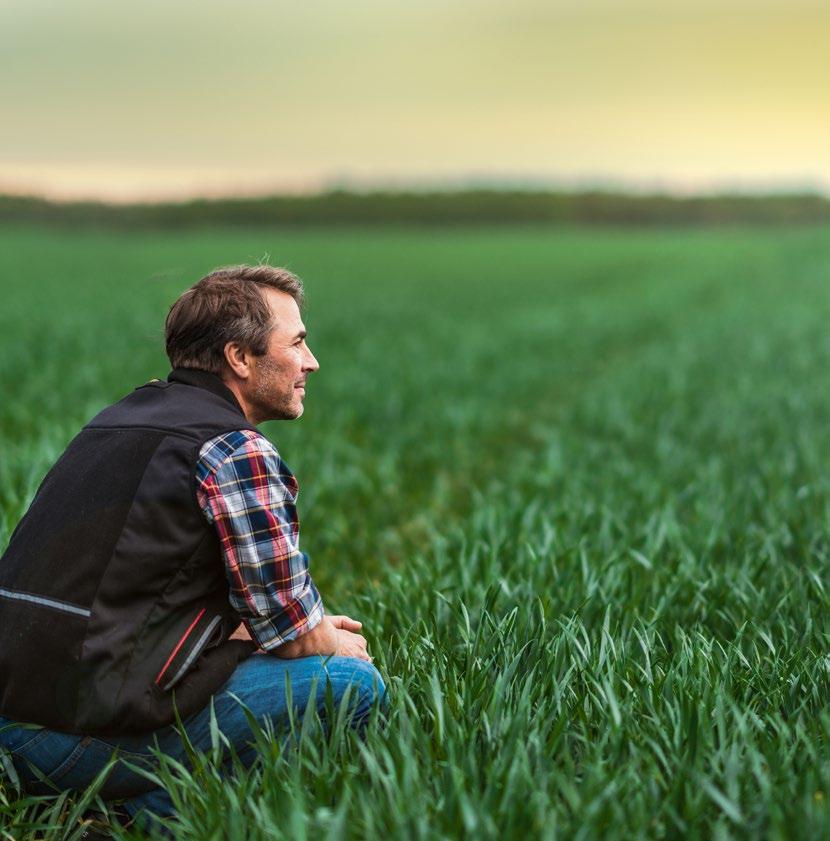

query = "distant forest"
(1, 190), (829, 228)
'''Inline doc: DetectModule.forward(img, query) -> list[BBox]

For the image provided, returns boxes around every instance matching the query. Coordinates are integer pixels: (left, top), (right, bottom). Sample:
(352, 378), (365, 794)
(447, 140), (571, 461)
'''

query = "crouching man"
(0, 265), (386, 833)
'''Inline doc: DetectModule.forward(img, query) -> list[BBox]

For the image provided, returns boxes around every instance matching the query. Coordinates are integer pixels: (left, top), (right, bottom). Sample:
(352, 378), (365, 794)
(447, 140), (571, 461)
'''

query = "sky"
(1, 0), (828, 201)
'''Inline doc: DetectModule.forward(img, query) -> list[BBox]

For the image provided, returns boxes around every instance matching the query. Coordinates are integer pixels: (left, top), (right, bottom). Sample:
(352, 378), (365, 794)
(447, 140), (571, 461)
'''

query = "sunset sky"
(1, 0), (827, 201)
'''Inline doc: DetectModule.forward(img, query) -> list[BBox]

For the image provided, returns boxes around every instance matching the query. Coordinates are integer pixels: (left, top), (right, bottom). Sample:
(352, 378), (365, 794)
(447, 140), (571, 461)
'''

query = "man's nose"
(304, 345), (320, 372)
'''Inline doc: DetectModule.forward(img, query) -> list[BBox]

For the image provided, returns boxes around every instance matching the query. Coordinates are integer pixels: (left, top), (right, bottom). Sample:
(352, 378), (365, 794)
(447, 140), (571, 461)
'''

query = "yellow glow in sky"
(1, 0), (828, 200)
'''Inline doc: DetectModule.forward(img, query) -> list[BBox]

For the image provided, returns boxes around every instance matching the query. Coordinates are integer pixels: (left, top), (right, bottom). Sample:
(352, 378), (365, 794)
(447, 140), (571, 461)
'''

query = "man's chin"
(257, 401), (303, 422)
(281, 400), (304, 420)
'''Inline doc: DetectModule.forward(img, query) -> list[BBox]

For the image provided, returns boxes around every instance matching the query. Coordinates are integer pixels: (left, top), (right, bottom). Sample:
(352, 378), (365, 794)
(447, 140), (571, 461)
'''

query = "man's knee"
(324, 657), (388, 720)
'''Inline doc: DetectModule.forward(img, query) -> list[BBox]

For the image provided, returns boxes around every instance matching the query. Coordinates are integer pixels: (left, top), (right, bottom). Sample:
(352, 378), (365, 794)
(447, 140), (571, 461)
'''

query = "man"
(0, 265), (386, 833)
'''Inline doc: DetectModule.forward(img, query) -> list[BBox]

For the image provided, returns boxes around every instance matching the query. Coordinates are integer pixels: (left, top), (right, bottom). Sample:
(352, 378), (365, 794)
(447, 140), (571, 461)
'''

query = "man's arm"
(197, 430), (371, 659)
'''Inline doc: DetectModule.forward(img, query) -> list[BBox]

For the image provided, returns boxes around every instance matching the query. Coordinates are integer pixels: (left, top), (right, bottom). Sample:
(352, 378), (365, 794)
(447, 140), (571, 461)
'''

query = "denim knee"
(324, 657), (387, 721)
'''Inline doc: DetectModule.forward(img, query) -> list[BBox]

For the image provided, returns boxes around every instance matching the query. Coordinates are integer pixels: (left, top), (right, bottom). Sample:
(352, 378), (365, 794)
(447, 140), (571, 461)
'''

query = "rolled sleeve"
(196, 430), (324, 651)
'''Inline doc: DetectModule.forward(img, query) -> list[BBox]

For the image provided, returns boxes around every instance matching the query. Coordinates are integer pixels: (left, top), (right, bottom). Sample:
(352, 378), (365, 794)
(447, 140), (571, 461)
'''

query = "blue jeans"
(0, 654), (386, 828)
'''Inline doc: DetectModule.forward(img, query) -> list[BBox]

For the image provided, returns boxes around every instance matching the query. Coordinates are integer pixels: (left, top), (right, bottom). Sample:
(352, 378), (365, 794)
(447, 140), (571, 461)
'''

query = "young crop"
(1, 224), (829, 839)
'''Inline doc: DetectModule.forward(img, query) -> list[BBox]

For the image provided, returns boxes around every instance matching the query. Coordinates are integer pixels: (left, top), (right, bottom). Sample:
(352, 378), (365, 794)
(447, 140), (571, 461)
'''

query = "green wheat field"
(1, 223), (829, 839)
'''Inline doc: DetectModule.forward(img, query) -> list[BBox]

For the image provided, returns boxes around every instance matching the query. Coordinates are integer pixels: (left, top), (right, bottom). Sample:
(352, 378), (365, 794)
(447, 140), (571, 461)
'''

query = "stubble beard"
(251, 356), (301, 422)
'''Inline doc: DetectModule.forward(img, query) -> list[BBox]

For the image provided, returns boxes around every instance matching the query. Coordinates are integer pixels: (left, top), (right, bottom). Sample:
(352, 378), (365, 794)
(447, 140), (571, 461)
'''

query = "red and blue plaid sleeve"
(196, 429), (324, 651)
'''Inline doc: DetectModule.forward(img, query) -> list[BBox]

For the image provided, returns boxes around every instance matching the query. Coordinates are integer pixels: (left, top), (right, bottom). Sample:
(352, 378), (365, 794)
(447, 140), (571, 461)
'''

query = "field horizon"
(2, 188), (829, 230)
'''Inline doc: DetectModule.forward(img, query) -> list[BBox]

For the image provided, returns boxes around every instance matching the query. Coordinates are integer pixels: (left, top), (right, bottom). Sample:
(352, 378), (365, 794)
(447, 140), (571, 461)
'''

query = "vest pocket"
(154, 608), (224, 691)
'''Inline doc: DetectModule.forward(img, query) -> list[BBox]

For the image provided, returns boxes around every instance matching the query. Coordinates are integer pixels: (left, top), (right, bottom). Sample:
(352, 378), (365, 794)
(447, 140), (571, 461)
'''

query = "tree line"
(1, 189), (828, 228)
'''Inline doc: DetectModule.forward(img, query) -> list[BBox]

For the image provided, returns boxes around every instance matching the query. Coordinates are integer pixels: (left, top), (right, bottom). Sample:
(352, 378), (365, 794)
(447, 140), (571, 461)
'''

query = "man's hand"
(329, 614), (362, 633)
(329, 614), (372, 662)
(272, 614), (373, 662)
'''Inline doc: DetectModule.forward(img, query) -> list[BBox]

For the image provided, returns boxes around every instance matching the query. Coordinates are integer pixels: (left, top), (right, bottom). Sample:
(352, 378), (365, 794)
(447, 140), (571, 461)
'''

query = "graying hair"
(165, 264), (304, 375)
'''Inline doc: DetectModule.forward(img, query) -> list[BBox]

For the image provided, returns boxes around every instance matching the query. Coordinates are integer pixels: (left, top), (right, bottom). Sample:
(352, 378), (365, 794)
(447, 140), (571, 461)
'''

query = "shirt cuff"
(248, 586), (325, 652)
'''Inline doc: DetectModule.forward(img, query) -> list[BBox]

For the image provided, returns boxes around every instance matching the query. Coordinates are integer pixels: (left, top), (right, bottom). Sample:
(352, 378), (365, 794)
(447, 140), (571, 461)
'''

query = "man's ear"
(223, 342), (253, 380)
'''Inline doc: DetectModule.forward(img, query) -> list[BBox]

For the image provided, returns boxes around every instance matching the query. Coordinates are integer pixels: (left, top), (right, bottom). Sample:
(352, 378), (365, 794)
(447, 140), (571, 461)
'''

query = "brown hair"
(165, 264), (304, 375)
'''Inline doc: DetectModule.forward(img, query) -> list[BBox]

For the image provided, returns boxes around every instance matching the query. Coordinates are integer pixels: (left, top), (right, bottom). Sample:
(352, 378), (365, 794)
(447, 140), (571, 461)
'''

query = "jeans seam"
(5, 729), (49, 755)
(88, 737), (155, 765)
(48, 735), (92, 783)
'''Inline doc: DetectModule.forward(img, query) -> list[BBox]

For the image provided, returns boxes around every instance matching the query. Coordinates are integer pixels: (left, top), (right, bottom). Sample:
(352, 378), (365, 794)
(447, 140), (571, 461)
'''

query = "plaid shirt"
(196, 429), (324, 651)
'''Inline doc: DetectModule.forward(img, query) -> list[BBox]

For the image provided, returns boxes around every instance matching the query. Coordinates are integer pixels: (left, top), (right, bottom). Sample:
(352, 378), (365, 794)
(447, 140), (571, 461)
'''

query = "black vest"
(0, 369), (259, 735)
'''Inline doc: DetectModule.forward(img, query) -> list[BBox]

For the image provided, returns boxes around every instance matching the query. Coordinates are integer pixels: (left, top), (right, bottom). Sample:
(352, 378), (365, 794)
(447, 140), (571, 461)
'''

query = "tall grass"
(1, 225), (829, 838)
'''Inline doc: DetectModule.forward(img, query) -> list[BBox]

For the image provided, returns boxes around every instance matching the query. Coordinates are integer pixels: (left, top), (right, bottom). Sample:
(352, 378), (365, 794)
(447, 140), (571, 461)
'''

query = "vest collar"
(167, 368), (247, 417)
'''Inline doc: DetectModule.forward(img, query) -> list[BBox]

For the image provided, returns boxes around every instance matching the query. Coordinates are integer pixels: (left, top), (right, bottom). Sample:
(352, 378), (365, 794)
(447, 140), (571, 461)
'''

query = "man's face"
(246, 288), (319, 422)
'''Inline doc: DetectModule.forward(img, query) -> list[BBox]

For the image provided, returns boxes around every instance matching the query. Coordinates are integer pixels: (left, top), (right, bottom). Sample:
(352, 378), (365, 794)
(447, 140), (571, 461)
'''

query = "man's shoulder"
(197, 429), (281, 475)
